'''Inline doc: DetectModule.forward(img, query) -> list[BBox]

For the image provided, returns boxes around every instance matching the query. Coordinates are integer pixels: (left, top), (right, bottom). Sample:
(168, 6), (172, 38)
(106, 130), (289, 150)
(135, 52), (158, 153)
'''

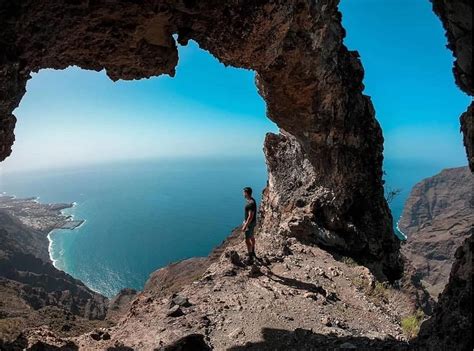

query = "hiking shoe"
(245, 254), (254, 265)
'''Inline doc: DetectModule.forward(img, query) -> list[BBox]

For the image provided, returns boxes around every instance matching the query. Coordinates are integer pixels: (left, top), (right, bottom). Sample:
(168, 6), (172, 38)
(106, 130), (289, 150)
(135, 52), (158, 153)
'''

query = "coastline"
(47, 207), (87, 270)
(0, 194), (111, 341)
(0, 194), (108, 296)
(47, 223), (87, 269)
(395, 217), (408, 240)
(0, 194), (85, 270)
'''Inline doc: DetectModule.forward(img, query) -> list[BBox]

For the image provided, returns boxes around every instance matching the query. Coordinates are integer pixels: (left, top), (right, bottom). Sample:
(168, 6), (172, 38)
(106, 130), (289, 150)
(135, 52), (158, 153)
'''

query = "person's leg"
(245, 230), (254, 264)
(250, 237), (256, 257)
(245, 238), (253, 254)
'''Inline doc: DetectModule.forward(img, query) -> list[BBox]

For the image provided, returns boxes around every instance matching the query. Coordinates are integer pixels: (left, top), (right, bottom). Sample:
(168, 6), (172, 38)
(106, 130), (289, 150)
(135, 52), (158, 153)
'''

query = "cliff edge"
(0, 196), (110, 346)
(399, 166), (473, 299)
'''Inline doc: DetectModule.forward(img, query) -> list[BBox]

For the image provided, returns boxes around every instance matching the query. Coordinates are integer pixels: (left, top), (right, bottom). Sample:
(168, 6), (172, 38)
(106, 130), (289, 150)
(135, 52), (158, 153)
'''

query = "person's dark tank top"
(244, 198), (257, 224)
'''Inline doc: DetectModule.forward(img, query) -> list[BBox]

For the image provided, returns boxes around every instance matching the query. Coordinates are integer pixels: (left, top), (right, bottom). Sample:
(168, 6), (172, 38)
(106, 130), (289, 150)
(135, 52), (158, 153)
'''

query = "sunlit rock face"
(0, 0), (403, 277)
(260, 132), (401, 279)
(399, 167), (473, 300)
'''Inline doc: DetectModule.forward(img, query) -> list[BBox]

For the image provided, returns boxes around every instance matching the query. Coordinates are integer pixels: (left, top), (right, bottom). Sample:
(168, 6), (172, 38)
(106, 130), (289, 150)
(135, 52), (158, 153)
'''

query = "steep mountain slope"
(0, 197), (110, 345)
(11, 229), (421, 350)
(415, 1), (473, 349)
(399, 166), (473, 298)
(417, 235), (472, 351)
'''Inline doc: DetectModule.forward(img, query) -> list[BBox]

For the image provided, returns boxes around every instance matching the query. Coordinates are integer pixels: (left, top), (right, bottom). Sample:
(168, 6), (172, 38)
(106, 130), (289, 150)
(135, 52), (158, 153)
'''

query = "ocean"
(0, 157), (464, 297)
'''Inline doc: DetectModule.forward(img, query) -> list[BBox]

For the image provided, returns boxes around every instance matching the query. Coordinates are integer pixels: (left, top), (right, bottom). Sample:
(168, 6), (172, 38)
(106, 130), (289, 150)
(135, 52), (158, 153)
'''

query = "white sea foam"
(47, 203), (85, 270)
(47, 230), (60, 268)
(395, 217), (408, 240)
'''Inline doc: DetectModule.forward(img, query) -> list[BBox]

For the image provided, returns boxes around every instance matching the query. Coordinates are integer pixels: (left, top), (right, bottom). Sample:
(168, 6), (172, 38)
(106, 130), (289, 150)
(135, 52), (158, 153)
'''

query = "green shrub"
(341, 256), (358, 267)
(401, 310), (425, 339)
(369, 281), (390, 303)
(351, 276), (366, 290)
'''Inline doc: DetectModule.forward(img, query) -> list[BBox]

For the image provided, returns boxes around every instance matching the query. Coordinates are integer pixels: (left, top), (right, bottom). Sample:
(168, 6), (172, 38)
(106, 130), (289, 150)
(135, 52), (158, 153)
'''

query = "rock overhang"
(0, 0), (422, 280)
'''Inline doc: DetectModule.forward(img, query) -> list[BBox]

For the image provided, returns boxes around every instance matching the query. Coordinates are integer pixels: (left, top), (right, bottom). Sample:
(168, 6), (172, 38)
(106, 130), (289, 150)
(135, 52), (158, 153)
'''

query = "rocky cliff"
(417, 235), (472, 351)
(431, 0), (473, 171)
(0, 0), (472, 349)
(0, 0), (402, 279)
(0, 197), (110, 346)
(0, 205), (429, 350)
(414, 1), (473, 350)
(399, 166), (473, 299)
(17, 230), (422, 350)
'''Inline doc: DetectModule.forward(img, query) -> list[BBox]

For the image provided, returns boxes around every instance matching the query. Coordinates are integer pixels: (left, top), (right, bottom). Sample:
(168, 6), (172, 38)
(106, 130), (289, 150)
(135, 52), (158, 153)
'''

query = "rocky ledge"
(10, 227), (426, 350)
(399, 166), (473, 299)
(0, 182), (462, 350)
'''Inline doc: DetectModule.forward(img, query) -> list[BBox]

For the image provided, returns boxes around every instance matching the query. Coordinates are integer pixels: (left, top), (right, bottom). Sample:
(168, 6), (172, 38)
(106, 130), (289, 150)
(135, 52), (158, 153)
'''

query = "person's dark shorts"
(244, 223), (256, 239)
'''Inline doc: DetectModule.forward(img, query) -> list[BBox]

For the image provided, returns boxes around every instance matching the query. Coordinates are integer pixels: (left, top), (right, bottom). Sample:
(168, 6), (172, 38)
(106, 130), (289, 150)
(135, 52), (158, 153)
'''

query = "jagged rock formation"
(40, 234), (418, 350)
(417, 236), (472, 351)
(431, 0), (473, 170)
(1, 206), (429, 350)
(0, 0), (401, 279)
(261, 132), (401, 279)
(0, 198), (110, 345)
(415, 1), (473, 350)
(0, 0), (472, 349)
(460, 104), (473, 169)
(431, 0), (472, 96)
(399, 166), (473, 299)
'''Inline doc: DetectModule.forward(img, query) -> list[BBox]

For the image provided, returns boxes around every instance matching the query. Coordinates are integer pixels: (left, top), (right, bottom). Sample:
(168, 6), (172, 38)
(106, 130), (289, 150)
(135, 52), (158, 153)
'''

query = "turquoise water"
(0, 157), (466, 296)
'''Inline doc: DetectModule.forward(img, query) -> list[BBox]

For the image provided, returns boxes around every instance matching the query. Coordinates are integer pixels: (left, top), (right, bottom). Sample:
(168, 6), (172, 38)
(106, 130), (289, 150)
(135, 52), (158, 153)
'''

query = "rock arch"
(2, 0), (406, 279)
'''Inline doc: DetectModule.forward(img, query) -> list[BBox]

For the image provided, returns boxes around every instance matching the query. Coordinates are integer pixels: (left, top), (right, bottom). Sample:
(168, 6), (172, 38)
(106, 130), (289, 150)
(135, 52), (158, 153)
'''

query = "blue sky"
(1, 0), (470, 172)
(340, 0), (470, 165)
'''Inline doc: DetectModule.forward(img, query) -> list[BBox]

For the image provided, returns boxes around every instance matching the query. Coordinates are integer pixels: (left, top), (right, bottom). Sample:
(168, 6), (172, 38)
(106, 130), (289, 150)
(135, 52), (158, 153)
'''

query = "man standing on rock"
(242, 187), (257, 264)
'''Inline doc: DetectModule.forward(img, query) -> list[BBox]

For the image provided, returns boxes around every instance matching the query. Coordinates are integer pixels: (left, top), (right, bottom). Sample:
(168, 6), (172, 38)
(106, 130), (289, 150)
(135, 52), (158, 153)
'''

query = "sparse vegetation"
(401, 309), (425, 339)
(341, 256), (358, 267)
(351, 276), (391, 305)
(351, 276), (366, 291)
(0, 317), (23, 341)
(385, 187), (402, 204)
(369, 281), (390, 303)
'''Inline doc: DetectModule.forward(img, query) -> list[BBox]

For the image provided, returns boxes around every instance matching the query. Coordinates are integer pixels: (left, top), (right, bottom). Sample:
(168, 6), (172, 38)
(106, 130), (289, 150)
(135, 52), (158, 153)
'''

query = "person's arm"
(242, 210), (254, 231)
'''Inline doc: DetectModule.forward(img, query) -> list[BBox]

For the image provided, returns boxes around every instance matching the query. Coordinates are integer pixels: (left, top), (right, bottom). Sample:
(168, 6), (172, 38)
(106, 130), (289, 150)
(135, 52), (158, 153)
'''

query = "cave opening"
(0, 1), (471, 348)
(1, 0), (471, 295)
(0, 40), (277, 297)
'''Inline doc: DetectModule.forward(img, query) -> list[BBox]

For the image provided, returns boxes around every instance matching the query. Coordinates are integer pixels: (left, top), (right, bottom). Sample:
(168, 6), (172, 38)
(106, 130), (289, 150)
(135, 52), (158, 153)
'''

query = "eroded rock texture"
(432, 0), (473, 170)
(0, 0), (402, 278)
(399, 167), (473, 299)
(432, 0), (472, 95)
(0, 199), (110, 344)
(417, 236), (472, 351)
(417, 1), (473, 350)
(460, 103), (473, 170)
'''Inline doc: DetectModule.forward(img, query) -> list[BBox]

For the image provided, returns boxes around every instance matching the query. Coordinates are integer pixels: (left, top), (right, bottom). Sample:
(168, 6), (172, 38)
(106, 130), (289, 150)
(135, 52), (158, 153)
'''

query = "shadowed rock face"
(431, 0), (472, 95)
(415, 1), (473, 350)
(417, 236), (472, 351)
(431, 0), (473, 170)
(0, 0), (402, 278)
